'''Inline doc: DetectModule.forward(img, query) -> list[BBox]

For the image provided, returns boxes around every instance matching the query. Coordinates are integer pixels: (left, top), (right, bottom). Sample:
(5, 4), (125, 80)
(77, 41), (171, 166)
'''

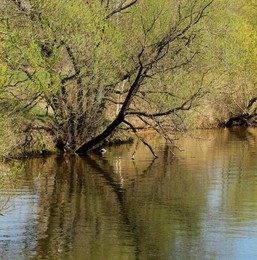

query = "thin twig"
(123, 120), (158, 159)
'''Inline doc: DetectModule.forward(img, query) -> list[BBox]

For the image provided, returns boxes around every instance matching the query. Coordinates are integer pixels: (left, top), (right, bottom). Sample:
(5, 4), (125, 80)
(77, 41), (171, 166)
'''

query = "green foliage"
(6, 0), (256, 153)
(189, 0), (257, 126)
(0, 161), (24, 214)
(0, 162), (23, 189)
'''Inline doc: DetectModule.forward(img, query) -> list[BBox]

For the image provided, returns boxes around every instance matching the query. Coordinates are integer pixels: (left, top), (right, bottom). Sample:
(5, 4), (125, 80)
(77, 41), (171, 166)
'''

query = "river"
(1, 128), (257, 259)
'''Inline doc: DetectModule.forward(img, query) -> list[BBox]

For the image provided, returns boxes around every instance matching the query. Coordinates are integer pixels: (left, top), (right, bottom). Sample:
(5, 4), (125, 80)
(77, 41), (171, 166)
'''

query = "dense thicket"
(201, 0), (257, 127)
(1, 0), (257, 158)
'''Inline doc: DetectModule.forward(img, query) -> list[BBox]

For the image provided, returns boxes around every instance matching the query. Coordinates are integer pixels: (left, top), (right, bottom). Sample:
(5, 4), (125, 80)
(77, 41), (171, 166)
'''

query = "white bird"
(100, 148), (106, 154)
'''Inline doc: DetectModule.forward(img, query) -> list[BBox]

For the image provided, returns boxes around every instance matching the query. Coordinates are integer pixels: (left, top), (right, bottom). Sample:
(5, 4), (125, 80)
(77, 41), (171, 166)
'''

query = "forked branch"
(124, 120), (158, 159)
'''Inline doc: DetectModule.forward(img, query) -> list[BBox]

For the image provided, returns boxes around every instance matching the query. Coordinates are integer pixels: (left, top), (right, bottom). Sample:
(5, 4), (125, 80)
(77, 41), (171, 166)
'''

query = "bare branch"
(123, 120), (158, 159)
(105, 0), (138, 19)
(125, 93), (197, 117)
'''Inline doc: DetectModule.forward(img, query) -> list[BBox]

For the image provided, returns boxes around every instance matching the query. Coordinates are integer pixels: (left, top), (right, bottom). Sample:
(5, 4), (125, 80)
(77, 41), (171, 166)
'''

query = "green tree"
(199, 0), (257, 127)
(0, 0), (213, 156)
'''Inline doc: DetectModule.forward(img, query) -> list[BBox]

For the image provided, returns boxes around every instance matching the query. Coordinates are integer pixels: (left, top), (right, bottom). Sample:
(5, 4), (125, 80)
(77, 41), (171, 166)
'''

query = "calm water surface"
(1, 128), (257, 259)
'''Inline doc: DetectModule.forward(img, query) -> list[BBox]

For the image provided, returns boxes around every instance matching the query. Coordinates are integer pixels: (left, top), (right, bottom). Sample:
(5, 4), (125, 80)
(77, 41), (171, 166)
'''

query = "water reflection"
(1, 128), (257, 259)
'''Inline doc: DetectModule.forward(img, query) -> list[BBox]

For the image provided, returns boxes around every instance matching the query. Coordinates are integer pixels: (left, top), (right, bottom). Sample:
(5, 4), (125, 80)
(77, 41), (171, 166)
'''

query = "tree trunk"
(75, 114), (124, 153)
(222, 113), (254, 127)
(76, 64), (144, 154)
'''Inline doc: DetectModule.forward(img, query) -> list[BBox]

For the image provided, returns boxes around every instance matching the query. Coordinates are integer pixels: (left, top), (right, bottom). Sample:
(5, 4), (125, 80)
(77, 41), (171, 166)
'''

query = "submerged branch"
(124, 120), (158, 159)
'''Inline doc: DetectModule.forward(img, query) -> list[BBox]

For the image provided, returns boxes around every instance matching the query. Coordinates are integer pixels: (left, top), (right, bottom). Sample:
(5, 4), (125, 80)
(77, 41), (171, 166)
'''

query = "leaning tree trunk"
(75, 114), (125, 153)
(76, 64), (144, 154)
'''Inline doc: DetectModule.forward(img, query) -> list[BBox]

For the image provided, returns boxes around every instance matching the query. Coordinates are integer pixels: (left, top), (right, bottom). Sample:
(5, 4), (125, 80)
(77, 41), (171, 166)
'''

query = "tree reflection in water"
(2, 128), (257, 259)
(0, 163), (24, 215)
(29, 140), (205, 260)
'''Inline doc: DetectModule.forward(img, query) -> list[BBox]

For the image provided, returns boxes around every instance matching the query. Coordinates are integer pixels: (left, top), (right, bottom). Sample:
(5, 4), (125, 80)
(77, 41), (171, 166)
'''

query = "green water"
(1, 128), (257, 259)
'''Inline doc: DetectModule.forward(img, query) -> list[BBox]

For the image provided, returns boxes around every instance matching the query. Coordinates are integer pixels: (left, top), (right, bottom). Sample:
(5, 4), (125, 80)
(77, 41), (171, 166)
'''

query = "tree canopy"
(1, 0), (257, 158)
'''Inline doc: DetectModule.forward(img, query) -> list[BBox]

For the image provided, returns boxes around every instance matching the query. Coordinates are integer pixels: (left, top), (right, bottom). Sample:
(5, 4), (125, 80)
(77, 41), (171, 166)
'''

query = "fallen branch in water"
(123, 120), (158, 159)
